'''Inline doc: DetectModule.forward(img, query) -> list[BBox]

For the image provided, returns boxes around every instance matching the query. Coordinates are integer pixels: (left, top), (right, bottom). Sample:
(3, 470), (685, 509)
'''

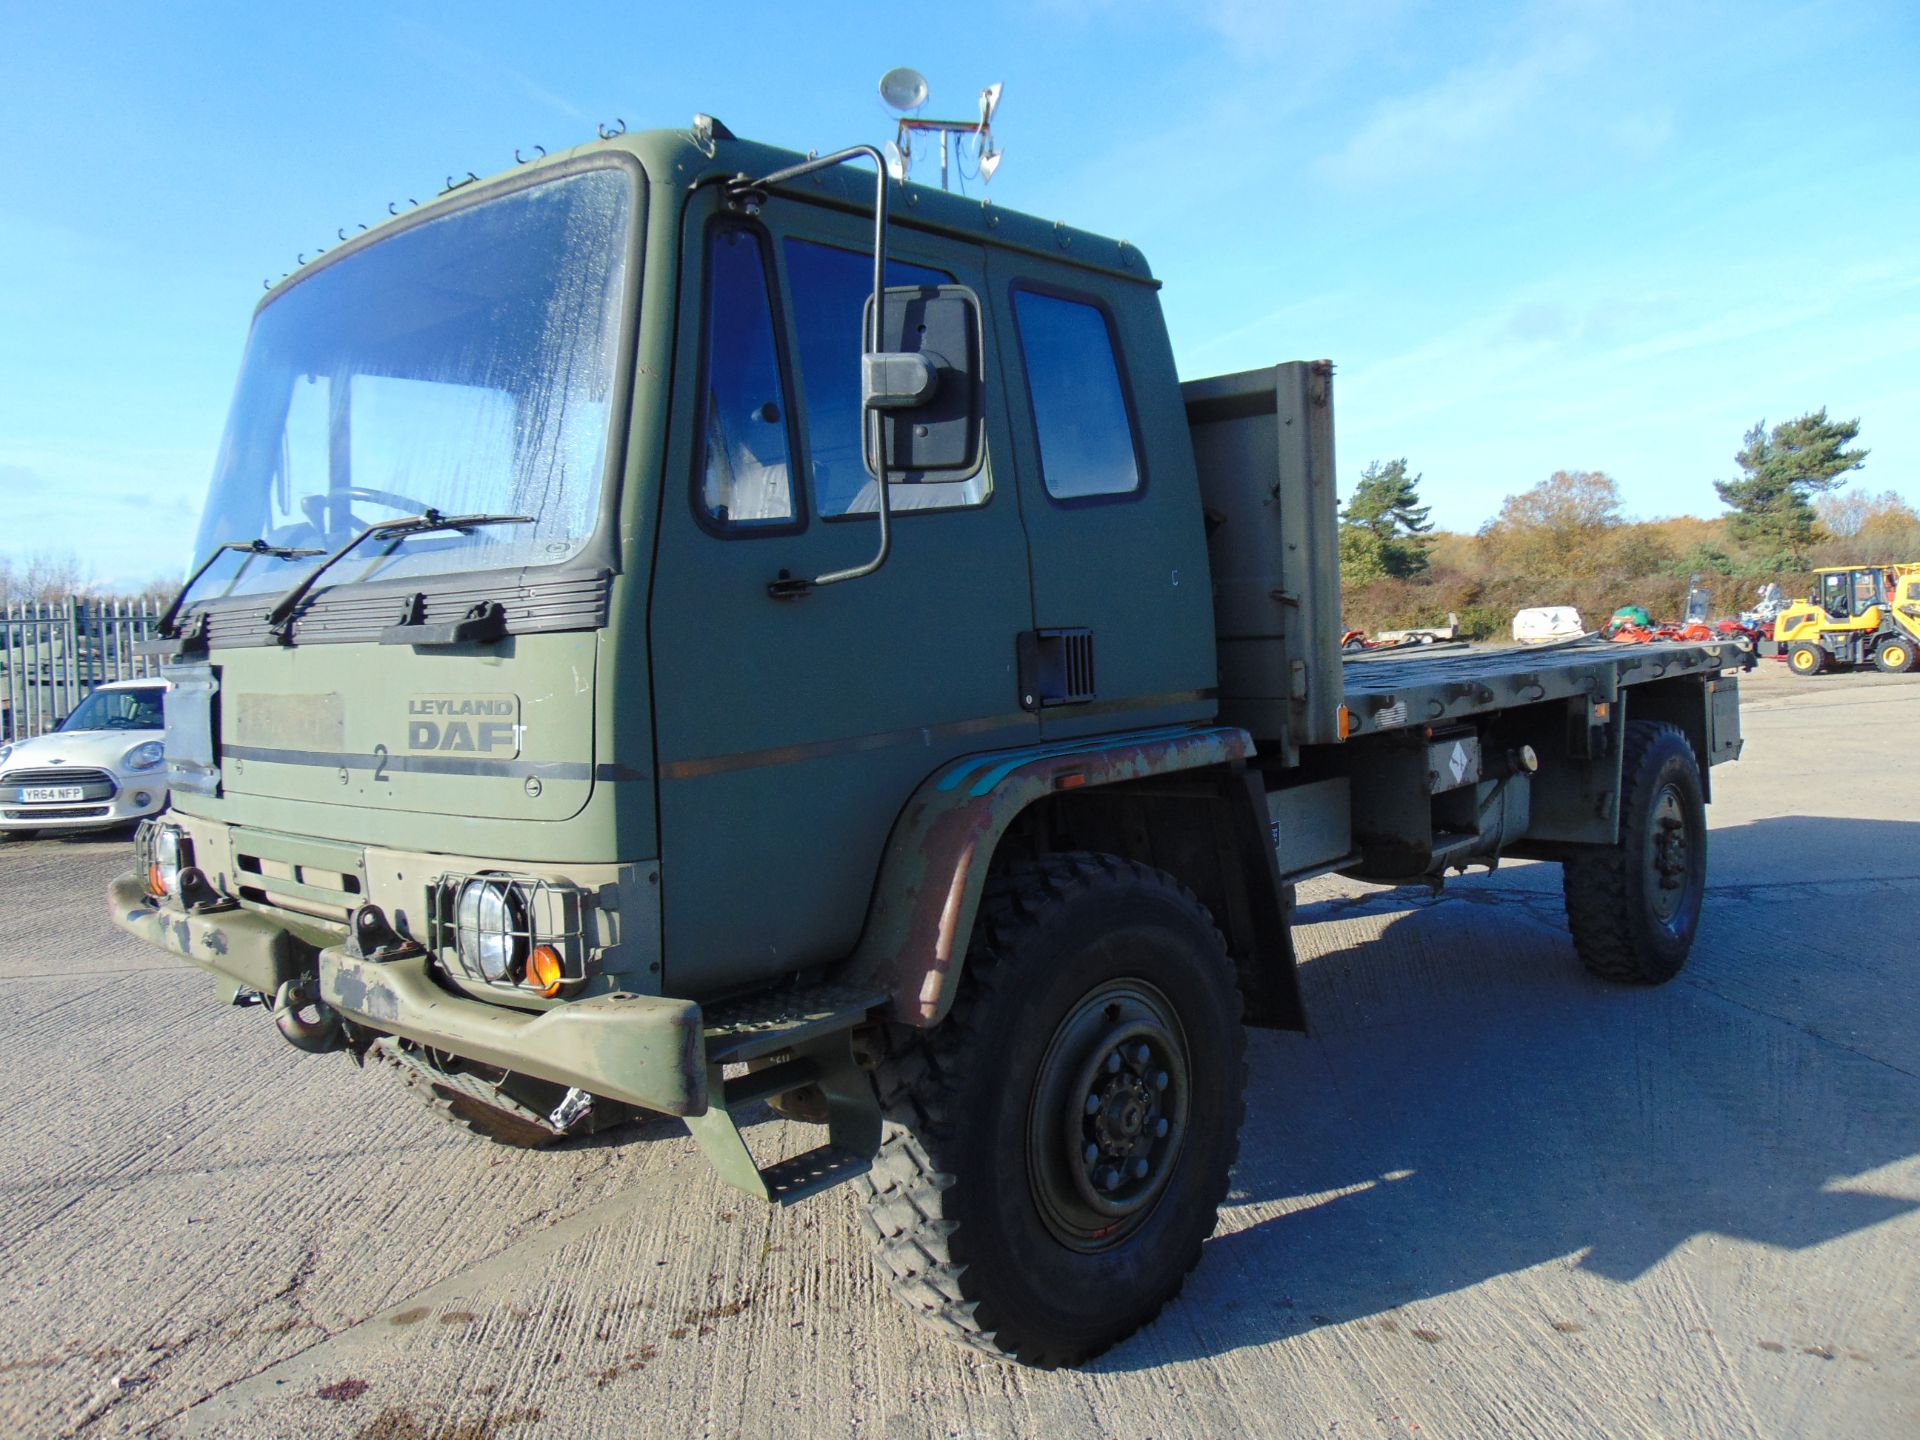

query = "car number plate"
(22, 786), (85, 802)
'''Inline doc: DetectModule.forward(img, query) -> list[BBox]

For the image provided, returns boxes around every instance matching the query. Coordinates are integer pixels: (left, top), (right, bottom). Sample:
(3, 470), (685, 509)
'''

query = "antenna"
(878, 70), (1005, 192)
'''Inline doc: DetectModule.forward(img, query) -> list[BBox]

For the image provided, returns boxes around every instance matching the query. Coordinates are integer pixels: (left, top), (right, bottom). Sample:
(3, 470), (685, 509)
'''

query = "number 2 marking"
(372, 744), (391, 783)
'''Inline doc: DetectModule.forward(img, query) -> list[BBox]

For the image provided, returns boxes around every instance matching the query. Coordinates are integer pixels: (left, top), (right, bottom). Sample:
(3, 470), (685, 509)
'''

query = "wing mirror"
(861, 284), (986, 479)
(731, 146), (984, 600)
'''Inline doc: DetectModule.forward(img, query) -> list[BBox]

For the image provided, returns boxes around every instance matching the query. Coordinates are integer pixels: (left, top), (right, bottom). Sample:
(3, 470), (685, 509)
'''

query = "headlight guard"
(428, 873), (589, 994)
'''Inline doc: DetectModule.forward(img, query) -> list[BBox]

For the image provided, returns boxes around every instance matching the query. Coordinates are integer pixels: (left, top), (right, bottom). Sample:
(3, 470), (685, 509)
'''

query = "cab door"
(648, 190), (1036, 996)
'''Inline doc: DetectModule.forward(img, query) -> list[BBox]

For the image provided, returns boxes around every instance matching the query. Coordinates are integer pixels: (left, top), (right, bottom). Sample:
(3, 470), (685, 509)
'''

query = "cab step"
(686, 982), (888, 1206)
(701, 983), (890, 1065)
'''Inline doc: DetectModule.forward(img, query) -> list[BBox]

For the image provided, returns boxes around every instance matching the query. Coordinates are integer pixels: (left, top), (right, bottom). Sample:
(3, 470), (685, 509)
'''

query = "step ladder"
(685, 984), (888, 1205)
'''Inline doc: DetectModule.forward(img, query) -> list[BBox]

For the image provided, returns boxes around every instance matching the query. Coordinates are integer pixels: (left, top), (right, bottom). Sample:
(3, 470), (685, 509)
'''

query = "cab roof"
(262, 120), (1156, 309)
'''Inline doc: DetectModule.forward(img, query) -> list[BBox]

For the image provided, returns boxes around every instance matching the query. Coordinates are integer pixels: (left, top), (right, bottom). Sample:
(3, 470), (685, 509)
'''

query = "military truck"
(113, 119), (1743, 1367)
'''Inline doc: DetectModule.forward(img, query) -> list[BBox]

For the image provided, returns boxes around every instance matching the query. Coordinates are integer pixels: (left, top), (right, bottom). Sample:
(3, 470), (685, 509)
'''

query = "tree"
(1714, 409), (1866, 567)
(1339, 458), (1432, 584)
(1479, 470), (1625, 580)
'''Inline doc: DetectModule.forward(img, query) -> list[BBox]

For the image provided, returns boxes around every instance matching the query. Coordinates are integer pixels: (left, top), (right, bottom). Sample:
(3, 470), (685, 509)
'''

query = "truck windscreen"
(188, 166), (634, 599)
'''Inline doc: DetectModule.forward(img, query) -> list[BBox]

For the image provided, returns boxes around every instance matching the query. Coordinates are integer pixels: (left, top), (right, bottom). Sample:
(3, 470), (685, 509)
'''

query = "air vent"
(1018, 628), (1097, 711)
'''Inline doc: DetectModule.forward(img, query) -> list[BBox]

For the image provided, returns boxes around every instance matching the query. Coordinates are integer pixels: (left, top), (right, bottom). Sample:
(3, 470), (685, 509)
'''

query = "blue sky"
(3, 0), (1916, 588)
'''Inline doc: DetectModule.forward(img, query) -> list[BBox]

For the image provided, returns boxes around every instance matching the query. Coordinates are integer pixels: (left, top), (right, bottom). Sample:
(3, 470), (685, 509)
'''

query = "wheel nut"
(1084, 1142), (1099, 1165)
(1106, 1051), (1121, 1074)
(1085, 1093), (1101, 1116)
(1153, 1071), (1169, 1091)
(1132, 1158), (1149, 1179)
(1131, 1043), (1150, 1067)
(1100, 1167), (1121, 1191)
(1155, 1117), (1169, 1138)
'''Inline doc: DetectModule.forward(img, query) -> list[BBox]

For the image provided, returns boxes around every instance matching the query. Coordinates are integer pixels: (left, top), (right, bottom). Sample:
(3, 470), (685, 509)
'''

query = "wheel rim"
(1645, 783), (1696, 926)
(1793, 649), (1814, 671)
(1027, 979), (1190, 1252)
(1887, 645), (1908, 668)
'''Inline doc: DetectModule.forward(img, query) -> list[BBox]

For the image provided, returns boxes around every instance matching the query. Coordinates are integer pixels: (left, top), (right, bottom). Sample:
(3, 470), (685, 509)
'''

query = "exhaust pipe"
(272, 978), (343, 1054)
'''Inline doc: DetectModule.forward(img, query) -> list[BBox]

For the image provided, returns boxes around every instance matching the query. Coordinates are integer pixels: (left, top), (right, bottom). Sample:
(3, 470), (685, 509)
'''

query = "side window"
(697, 227), (796, 528)
(1012, 289), (1141, 501)
(782, 238), (991, 516)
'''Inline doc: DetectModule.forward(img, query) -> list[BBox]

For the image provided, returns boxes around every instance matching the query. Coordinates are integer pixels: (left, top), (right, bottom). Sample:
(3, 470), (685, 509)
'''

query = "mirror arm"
(734, 147), (894, 599)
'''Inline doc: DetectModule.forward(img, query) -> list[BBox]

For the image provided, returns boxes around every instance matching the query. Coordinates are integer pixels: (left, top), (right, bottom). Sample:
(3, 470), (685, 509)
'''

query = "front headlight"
(124, 740), (166, 772)
(454, 878), (526, 983)
(0, 744), (12, 769)
(148, 824), (183, 898)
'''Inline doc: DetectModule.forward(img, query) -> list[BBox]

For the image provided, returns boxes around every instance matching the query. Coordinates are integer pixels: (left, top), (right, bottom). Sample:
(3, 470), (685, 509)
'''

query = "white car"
(0, 678), (171, 835)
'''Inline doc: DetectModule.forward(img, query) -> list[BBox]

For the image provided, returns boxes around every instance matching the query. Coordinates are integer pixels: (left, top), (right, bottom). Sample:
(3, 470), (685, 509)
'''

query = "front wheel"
(1787, 641), (1827, 676)
(859, 853), (1245, 1367)
(1561, 721), (1708, 984)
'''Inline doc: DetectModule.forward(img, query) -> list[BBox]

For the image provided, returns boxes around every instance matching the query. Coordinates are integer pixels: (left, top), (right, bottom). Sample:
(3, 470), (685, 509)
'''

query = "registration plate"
(22, 786), (85, 803)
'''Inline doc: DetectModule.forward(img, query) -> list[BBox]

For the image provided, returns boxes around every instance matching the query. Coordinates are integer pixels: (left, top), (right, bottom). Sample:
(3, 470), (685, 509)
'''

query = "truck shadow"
(1097, 814), (1920, 1370)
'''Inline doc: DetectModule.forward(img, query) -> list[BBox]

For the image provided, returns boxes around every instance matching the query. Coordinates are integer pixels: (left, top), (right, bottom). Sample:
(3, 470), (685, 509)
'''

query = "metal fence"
(1, 598), (161, 742)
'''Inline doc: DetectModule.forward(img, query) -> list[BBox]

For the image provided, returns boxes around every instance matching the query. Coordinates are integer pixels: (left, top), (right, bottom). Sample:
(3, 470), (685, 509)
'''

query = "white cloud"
(1313, 6), (1673, 190)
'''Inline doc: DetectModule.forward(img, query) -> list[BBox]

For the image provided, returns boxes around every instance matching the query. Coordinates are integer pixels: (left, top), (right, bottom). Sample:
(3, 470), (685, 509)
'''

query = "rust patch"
(318, 1378), (370, 1402)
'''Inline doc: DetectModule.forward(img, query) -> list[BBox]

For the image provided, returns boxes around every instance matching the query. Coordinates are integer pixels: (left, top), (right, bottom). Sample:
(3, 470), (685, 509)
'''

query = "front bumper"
(107, 870), (314, 995)
(107, 870), (707, 1118)
(321, 949), (705, 1117)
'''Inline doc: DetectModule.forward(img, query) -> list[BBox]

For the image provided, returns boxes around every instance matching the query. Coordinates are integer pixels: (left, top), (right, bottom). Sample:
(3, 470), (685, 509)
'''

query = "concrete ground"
(1, 661), (1915, 1439)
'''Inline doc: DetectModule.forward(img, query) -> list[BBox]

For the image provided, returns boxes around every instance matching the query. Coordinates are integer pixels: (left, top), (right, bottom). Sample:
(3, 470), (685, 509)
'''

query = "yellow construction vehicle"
(1774, 564), (1920, 675)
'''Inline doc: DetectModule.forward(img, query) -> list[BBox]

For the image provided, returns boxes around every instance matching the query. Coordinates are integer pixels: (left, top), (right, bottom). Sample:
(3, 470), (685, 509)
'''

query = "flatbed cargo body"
(1339, 638), (1732, 738)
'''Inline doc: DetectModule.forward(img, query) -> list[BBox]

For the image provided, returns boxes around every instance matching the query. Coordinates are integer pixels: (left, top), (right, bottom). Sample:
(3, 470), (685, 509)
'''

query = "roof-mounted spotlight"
(879, 67), (929, 114)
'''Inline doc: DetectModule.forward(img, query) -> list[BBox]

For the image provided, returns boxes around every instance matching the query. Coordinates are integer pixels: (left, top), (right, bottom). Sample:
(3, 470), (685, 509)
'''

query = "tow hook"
(272, 978), (343, 1053)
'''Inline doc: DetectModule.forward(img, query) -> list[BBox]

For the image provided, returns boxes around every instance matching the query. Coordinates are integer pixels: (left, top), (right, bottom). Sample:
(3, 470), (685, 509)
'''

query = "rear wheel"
(859, 852), (1245, 1367)
(1787, 642), (1827, 676)
(1562, 721), (1707, 985)
(1873, 638), (1916, 673)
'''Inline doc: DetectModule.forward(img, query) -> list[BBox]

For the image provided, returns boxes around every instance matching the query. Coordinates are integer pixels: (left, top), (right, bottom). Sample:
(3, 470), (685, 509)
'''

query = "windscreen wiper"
(156, 538), (327, 640)
(264, 509), (533, 640)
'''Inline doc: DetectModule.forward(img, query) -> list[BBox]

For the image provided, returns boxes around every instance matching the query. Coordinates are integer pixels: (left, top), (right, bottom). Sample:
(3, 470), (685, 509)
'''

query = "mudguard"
(844, 724), (1257, 1026)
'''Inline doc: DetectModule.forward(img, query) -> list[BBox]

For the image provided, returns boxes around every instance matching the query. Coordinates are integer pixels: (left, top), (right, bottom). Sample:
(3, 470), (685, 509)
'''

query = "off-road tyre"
(1787, 642), (1827, 676)
(858, 852), (1246, 1368)
(1561, 721), (1707, 985)
(1873, 638), (1916, 673)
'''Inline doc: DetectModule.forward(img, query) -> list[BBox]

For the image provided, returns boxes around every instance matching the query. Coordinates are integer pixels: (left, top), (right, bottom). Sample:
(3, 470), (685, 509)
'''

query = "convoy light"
(454, 878), (526, 983)
(528, 944), (566, 997)
(148, 824), (183, 898)
(124, 740), (166, 772)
